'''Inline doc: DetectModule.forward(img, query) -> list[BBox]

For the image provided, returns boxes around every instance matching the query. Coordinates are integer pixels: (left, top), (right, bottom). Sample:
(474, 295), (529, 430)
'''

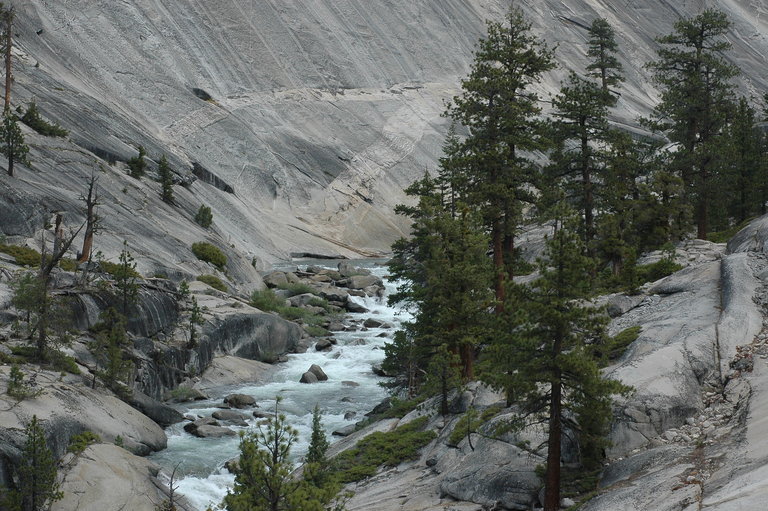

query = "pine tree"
(6, 415), (63, 511)
(646, 9), (738, 239)
(127, 145), (147, 179)
(158, 154), (174, 204)
(188, 296), (203, 348)
(547, 71), (611, 253)
(306, 405), (329, 467)
(92, 307), (133, 393)
(223, 398), (333, 511)
(387, 173), (492, 385)
(722, 97), (764, 223)
(585, 18), (623, 105)
(0, 111), (29, 177)
(194, 205), (213, 228)
(484, 206), (628, 511)
(445, 7), (555, 306)
(113, 241), (139, 316)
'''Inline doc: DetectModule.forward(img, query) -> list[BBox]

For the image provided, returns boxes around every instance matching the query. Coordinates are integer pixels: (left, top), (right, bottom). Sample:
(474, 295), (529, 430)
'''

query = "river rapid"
(149, 260), (407, 510)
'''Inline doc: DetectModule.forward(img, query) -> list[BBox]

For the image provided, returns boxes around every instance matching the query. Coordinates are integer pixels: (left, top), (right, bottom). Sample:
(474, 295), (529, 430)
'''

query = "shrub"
(127, 146), (147, 178)
(197, 274), (227, 292)
(50, 353), (81, 375)
(100, 260), (142, 279)
(67, 431), (101, 455)
(191, 242), (227, 270)
(194, 205), (213, 228)
(606, 326), (641, 362)
(20, 101), (69, 137)
(332, 416), (436, 483)
(6, 364), (41, 400)
(276, 282), (315, 297)
(448, 405), (504, 446)
(636, 258), (683, 283)
(251, 288), (283, 312)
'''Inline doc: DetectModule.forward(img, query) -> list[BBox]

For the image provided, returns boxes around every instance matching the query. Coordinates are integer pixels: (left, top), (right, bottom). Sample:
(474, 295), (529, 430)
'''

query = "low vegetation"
(20, 101), (69, 137)
(191, 241), (227, 271)
(67, 431), (101, 455)
(197, 274), (227, 292)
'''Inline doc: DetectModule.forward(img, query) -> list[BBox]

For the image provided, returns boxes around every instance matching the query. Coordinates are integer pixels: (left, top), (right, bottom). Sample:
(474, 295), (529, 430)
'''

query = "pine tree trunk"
(492, 219), (505, 311)
(544, 375), (563, 511)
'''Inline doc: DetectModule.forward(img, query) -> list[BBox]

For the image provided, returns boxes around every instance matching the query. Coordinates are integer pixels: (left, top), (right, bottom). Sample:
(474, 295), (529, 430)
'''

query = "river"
(149, 259), (407, 510)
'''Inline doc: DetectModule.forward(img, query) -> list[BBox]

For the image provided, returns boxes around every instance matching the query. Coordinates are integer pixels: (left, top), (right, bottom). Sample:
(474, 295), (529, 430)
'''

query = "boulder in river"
(212, 410), (249, 426)
(315, 338), (334, 351)
(363, 318), (385, 328)
(345, 300), (369, 313)
(332, 424), (357, 437)
(300, 371), (318, 384)
(224, 393), (257, 409)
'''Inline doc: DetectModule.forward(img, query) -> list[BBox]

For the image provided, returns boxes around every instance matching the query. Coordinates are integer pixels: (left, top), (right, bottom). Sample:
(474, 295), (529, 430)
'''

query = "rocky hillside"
(3, 0), (766, 274)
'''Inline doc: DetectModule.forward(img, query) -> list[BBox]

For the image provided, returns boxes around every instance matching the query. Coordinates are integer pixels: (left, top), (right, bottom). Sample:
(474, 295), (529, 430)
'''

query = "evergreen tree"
(158, 154), (174, 204)
(547, 72), (611, 253)
(484, 206), (628, 511)
(722, 97), (764, 223)
(585, 18), (623, 105)
(113, 241), (139, 316)
(387, 173), (492, 384)
(445, 7), (555, 306)
(646, 9), (738, 239)
(188, 296), (202, 348)
(5, 415), (63, 511)
(306, 405), (329, 467)
(223, 398), (333, 511)
(0, 111), (29, 177)
(194, 205), (213, 228)
(127, 146), (147, 179)
(92, 307), (133, 393)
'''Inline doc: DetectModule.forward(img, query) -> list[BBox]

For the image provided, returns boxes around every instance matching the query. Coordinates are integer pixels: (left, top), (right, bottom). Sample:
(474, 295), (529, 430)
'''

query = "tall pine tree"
(445, 7), (555, 307)
(586, 18), (623, 105)
(646, 9), (738, 239)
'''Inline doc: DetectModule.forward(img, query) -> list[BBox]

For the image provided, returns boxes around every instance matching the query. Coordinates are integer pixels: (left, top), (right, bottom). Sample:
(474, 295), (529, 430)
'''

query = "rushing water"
(150, 260), (408, 510)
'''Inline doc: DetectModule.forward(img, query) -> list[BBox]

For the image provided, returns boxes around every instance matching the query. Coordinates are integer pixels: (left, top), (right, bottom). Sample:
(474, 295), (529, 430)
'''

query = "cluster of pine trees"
(385, 8), (766, 510)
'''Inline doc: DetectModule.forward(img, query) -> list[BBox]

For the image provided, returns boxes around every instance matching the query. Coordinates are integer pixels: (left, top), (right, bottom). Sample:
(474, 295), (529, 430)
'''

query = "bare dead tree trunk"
(78, 175), (99, 263)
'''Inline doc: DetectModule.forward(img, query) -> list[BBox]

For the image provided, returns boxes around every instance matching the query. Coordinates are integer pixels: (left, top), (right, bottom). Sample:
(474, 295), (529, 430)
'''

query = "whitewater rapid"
(149, 260), (407, 510)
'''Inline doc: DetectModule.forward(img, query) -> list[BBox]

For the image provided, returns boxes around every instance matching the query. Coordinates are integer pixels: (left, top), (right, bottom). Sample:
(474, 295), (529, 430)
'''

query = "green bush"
(197, 274), (227, 292)
(191, 242), (227, 270)
(20, 101), (69, 137)
(605, 326), (641, 363)
(194, 205), (213, 228)
(100, 260), (142, 279)
(51, 353), (81, 375)
(67, 431), (101, 454)
(332, 416), (436, 483)
(276, 282), (315, 297)
(127, 146), (147, 178)
(636, 258), (683, 283)
(250, 288), (284, 312)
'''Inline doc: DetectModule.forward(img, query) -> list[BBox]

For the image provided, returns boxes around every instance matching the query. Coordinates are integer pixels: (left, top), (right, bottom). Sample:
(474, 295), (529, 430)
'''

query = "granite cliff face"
(4, 0), (766, 270)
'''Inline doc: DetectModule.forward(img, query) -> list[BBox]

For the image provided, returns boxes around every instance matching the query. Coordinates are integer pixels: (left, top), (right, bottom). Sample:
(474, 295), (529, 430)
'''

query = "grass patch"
(604, 326), (641, 363)
(251, 288), (284, 312)
(331, 416), (436, 483)
(191, 242), (227, 271)
(304, 325), (331, 337)
(0, 243), (41, 267)
(276, 282), (315, 297)
(197, 274), (228, 292)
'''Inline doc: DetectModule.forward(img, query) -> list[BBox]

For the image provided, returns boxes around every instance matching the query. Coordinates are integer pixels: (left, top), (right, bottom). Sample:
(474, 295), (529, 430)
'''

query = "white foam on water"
(149, 261), (409, 510)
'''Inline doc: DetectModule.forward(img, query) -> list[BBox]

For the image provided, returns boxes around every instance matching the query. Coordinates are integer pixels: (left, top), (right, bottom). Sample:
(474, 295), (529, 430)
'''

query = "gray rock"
(127, 391), (185, 427)
(332, 425), (357, 437)
(342, 275), (382, 290)
(263, 271), (288, 288)
(363, 318), (385, 328)
(307, 364), (328, 381)
(345, 300), (369, 313)
(224, 393), (257, 409)
(212, 410), (248, 423)
(315, 338), (333, 351)
(319, 287), (349, 302)
(288, 293), (319, 307)
(188, 424), (238, 438)
(300, 371), (319, 384)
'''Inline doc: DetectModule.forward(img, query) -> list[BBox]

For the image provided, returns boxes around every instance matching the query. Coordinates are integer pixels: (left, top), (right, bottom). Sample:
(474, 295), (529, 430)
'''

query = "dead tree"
(78, 174), (100, 264)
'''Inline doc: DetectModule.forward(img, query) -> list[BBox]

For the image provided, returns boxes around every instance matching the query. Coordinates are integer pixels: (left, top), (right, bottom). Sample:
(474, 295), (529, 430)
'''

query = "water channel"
(150, 260), (407, 510)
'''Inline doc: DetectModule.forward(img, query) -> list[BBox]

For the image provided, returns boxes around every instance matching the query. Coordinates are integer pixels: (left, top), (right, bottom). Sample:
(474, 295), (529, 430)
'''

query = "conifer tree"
(387, 173), (491, 383)
(646, 9), (738, 239)
(484, 205), (628, 511)
(586, 18), (623, 105)
(92, 307), (133, 393)
(127, 146), (147, 179)
(445, 7), (555, 306)
(548, 72), (611, 253)
(5, 415), (63, 511)
(0, 110), (29, 177)
(723, 97), (764, 223)
(158, 154), (174, 204)
(113, 241), (139, 316)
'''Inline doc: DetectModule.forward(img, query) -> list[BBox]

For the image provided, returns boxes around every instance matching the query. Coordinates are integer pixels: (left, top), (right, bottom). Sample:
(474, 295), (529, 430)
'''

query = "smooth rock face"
(194, 356), (274, 391)
(52, 444), (190, 511)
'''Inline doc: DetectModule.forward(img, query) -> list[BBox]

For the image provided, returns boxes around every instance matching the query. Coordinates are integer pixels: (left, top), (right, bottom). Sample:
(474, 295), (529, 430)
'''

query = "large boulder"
(439, 436), (542, 510)
(51, 444), (193, 511)
(224, 393), (257, 409)
(127, 391), (185, 428)
(194, 356), (274, 391)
